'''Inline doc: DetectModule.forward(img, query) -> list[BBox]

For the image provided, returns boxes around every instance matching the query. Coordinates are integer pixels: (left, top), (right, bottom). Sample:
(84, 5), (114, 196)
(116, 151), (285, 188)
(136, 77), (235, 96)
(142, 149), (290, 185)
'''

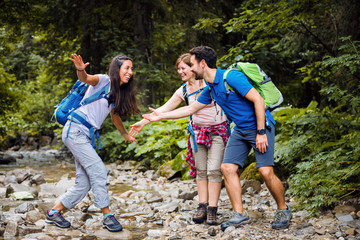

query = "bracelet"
(76, 69), (85, 71)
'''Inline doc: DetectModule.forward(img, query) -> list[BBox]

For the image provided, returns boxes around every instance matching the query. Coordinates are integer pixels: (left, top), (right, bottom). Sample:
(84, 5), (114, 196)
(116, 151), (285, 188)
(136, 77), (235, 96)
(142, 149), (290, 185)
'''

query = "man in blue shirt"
(143, 46), (292, 231)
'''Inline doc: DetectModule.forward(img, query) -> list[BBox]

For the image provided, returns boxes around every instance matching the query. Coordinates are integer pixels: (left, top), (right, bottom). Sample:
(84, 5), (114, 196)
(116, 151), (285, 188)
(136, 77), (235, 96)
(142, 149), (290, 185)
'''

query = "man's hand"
(256, 134), (268, 153)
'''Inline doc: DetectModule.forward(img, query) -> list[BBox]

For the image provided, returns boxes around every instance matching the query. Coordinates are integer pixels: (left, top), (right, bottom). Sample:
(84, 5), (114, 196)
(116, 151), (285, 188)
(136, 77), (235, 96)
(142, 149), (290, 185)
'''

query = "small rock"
(335, 214), (354, 222)
(208, 227), (216, 236)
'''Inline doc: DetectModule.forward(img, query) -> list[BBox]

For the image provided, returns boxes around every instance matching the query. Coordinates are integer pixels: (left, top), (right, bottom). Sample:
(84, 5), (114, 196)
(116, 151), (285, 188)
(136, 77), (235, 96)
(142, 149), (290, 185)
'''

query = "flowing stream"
(0, 151), (151, 239)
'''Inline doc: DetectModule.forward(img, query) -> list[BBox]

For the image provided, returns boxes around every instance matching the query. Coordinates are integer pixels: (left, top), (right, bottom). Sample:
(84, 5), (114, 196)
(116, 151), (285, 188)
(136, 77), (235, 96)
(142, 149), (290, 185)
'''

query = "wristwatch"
(257, 129), (266, 135)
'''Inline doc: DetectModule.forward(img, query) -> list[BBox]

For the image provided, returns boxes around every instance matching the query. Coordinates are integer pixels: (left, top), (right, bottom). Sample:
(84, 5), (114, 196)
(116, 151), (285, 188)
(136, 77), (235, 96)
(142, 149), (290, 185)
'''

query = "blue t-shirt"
(197, 68), (275, 131)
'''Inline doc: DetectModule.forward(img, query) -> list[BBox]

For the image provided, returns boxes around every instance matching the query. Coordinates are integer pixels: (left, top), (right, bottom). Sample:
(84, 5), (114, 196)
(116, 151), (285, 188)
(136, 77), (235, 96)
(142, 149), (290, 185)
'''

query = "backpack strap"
(67, 111), (101, 150)
(223, 69), (237, 95)
(182, 83), (189, 106)
(80, 80), (111, 106)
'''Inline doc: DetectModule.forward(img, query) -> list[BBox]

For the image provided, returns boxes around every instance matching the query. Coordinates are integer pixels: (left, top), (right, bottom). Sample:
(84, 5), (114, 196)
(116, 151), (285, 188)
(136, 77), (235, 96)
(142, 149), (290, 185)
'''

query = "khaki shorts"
(190, 130), (225, 182)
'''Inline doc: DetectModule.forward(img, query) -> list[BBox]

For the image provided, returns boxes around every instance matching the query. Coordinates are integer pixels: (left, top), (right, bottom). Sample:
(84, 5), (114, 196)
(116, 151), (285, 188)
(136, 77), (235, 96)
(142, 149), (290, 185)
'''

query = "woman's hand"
(123, 133), (138, 143)
(69, 54), (90, 71)
(129, 121), (145, 137)
(142, 107), (162, 122)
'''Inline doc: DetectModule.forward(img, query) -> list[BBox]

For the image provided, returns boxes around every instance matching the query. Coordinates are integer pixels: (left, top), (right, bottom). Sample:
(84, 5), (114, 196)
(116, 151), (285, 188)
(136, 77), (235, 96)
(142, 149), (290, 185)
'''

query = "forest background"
(0, 0), (359, 216)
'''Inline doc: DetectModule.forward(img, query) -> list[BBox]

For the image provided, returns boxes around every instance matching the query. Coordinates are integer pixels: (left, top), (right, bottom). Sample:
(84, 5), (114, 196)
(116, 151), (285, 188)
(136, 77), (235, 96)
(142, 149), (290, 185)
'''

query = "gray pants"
(60, 121), (110, 209)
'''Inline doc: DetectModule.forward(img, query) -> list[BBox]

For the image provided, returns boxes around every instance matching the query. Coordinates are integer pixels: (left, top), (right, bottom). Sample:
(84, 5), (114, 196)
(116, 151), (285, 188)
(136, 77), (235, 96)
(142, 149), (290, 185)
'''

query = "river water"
(0, 153), (152, 239)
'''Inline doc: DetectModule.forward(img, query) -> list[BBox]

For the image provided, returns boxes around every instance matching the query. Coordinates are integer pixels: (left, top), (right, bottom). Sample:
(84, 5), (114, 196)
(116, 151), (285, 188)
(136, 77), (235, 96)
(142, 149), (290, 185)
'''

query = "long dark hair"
(108, 55), (140, 117)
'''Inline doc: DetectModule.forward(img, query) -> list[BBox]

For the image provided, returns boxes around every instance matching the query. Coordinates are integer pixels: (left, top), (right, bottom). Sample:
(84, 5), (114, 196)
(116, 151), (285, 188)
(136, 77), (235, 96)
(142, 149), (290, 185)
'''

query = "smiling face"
(177, 61), (194, 82)
(119, 60), (133, 85)
(190, 55), (204, 80)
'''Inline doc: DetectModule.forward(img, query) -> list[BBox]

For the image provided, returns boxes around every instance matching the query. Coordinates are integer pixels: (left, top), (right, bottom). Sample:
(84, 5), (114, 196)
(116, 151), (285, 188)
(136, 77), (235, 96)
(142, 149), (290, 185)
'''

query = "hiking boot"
(207, 206), (218, 225)
(221, 210), (249, 231)
(193, 203), (208, 224)
(103, 214), (123, 232)
(45, 210), (71, 228)
(272, 204), (292, 229)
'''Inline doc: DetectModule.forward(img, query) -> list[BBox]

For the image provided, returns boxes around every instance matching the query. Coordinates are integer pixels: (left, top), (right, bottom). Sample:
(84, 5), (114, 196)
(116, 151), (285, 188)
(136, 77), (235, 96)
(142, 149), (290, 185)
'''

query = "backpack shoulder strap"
(223, 68), (237, 95)
(80, 79), (111, 106)
(182, 83), (189, 106)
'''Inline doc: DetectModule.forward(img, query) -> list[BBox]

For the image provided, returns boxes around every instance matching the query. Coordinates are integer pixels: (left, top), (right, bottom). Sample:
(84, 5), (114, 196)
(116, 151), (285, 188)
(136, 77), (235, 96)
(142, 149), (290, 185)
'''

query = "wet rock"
(22, 233), (55, 240)
(0, 153), (16, 165)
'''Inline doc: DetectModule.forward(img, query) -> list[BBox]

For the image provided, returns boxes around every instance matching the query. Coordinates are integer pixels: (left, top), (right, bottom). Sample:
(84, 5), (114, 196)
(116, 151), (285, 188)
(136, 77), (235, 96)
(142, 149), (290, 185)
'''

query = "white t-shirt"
(76, 74), (112, 137)
(175, 84), (227, 127)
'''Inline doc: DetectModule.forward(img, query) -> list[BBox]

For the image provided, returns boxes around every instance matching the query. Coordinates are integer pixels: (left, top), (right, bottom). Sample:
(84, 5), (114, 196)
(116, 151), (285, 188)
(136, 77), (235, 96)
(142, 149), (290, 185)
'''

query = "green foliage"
(274, 103), (360, 215)
(100, 118), (188, 169)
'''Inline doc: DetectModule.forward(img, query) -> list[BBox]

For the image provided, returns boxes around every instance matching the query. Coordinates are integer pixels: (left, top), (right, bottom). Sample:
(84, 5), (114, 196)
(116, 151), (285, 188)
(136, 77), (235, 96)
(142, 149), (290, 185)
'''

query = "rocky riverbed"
(0, 150), (359, 240)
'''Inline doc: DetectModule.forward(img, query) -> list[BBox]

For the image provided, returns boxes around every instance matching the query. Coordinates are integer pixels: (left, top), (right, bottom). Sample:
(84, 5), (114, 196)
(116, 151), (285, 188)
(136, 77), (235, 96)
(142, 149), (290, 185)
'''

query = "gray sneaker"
(103, 214), (122, 232)
(221, 211), (250, 231)
(272, 204), (292, 229)
(45, 210), (71, 228)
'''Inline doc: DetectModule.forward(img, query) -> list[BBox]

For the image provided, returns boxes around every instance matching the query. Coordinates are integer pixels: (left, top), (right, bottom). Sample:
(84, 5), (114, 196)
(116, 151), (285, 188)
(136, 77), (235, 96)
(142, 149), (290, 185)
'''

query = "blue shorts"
(222, 122), (275, 168)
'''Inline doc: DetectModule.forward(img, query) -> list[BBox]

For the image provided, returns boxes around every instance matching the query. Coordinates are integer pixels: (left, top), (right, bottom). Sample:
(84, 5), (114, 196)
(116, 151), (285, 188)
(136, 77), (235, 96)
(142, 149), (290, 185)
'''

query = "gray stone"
(4, 221), (18, 238)
(0, 153), (16, 165)
(208, 227), (216, 236)
(336, 214), (354, 222)
(0, 187), (7, 198)
(154, 201), (181, 213)
(15, 202), (35, 214)
(31, 174), (46, 185)
(6, 183), (38, 198)
(18, 225), (43, 236)
(241, 179), (262, 193)
(148, 229), (163, 238)
(145, 191), (163, 203)
(179, 191), (198, 200)
(25, 210), (45, 224)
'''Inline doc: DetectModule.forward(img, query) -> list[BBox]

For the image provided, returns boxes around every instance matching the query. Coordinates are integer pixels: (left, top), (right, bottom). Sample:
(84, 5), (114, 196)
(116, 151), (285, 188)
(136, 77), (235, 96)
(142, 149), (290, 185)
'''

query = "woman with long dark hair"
(45, 54), (140, 232)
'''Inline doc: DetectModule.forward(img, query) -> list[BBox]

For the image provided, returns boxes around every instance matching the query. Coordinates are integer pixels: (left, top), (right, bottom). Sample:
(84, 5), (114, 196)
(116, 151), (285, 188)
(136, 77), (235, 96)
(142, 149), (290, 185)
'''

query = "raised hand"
(69, 54), (90, 71)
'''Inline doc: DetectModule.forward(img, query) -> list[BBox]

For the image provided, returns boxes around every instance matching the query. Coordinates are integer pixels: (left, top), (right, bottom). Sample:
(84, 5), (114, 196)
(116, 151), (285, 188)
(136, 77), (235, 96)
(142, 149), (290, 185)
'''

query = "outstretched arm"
(129, 92), (183, 136)
(143, 101), (206, 122)
(245, 88), (267, 153)
(69, 54), (99, 86)
(111, 111), (137, 143)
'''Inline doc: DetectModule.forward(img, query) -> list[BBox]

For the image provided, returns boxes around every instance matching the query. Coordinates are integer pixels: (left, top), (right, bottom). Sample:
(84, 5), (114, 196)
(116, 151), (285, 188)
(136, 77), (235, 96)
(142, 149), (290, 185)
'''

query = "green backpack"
(223, 62), (283, 111)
